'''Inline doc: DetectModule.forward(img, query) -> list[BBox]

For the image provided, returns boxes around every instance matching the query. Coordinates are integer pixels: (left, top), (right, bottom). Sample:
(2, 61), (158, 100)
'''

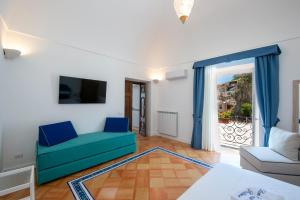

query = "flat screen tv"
(59, 76), (107, 104)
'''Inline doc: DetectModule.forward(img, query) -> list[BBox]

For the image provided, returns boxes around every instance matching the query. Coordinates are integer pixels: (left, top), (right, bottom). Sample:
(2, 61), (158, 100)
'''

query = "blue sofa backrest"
(39, 121), (78, 146)
(104, 117), (129, 132)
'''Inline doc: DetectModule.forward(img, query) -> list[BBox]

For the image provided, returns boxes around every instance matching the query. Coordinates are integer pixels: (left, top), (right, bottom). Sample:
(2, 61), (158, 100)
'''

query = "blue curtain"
(255, 54), (280, 146)
(191, 67), (205, 149)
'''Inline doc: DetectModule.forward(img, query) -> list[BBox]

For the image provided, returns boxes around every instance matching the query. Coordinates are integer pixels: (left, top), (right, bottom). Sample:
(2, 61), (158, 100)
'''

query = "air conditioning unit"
(166, 69), (187, 80)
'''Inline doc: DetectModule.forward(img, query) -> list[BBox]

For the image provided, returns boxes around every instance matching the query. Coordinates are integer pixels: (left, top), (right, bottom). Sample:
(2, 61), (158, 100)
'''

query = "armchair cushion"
(269, 127), (300, 161)
(240, 146), (300, 176)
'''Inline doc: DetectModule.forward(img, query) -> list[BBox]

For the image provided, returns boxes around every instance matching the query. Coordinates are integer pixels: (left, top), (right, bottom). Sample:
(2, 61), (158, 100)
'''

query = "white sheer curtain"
(202, 65), (220, 151)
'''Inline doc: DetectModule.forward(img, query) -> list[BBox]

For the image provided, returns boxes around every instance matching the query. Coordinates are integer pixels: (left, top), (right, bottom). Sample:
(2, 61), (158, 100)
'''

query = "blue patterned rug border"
(68, 146), (212, 200)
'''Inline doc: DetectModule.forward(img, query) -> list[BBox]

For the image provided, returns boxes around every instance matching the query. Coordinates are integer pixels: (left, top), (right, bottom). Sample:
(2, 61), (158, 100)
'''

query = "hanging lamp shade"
(174, 0), (195, 24)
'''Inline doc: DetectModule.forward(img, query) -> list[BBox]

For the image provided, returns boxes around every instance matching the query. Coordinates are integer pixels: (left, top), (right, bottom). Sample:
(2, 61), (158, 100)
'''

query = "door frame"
(125, 80), (133, 131)
(124, 78), (148, 136)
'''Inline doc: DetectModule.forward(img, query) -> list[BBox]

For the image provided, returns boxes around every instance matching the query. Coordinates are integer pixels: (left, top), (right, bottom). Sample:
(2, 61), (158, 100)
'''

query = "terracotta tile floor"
(0, 134), (220, 200)
(84, 150), (208, 200)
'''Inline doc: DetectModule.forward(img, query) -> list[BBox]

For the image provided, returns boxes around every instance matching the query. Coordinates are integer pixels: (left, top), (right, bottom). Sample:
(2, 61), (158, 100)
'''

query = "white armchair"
(240, 127), (300, 186)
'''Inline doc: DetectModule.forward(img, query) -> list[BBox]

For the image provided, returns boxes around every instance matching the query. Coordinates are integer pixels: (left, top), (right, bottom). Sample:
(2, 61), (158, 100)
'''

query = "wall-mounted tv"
(59, 76), (107, 104)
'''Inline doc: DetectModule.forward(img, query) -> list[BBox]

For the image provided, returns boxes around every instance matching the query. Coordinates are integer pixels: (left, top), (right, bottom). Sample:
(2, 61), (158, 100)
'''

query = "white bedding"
(178, 163), (300, 200)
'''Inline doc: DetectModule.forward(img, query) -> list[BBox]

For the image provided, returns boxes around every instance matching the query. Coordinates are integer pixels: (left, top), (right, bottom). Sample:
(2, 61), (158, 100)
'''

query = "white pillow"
(269, 127), (300, 161)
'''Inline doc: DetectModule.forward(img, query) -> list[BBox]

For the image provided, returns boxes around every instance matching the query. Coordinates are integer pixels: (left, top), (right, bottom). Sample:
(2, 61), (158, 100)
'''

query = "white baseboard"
(147, 131), (158, 137)
(154, 133), (191, 144)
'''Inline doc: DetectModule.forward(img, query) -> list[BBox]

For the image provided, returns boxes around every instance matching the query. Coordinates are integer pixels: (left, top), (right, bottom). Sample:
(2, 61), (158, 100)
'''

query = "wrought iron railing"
(218, 116), (253, 148)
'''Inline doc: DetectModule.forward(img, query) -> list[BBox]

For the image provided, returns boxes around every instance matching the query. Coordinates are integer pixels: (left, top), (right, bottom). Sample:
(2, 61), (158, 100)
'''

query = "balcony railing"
(218, 116), (253, 148)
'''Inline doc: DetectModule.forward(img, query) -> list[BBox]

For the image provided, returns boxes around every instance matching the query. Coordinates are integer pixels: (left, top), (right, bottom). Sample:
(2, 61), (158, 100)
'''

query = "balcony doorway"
(216, 59), (259, 166)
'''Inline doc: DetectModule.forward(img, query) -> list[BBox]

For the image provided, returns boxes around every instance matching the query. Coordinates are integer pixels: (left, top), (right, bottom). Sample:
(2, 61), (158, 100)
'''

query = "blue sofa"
(36, 120), (136, 184)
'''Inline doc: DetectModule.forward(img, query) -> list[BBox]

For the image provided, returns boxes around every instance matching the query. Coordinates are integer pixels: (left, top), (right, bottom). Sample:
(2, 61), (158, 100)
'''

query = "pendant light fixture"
(174, 0), (195, 24)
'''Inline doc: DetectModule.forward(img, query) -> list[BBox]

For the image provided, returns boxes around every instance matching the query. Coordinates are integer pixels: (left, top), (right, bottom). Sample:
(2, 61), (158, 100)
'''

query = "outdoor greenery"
(232, 73), (252, 117)
(240, 102), (252, 117)
(218, 73), (252, 120)
(218, 110), (233, 119)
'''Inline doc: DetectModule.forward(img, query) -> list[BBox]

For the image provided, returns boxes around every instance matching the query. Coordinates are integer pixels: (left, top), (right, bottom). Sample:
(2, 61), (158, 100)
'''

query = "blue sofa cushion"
(39, 121), (78, 146)
(104, 117), (129, 132)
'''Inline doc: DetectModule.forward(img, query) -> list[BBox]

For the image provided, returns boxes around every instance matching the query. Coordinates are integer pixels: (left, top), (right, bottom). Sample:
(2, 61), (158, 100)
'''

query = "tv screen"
(59, 76), (107, 104)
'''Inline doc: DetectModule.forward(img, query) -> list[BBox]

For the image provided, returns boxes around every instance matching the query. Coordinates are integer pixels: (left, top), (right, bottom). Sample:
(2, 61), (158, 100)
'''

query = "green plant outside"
(240, 102), (252, 117)
(218, 110), (233, 119)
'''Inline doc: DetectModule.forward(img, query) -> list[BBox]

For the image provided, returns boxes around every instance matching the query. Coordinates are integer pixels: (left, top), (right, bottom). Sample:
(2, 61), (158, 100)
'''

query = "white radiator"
(157, 111), (178, 137)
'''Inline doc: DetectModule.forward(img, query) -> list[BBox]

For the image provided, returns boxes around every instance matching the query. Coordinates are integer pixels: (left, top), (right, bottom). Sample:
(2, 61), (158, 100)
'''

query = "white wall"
(278, 38), (300, 131)
(155, 37), (300, 144)
(0, 17), (5, 171)
(155, 64), (193, 143)
(298, 86), (300, 133)
(0, 27), (156, 170)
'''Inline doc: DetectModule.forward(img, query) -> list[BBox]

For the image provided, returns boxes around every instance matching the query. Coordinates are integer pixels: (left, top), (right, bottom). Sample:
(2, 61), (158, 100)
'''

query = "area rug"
(68, 146), (212, 200)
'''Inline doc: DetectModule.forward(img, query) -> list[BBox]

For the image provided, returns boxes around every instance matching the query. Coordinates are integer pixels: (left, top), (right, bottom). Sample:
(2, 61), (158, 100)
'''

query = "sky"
(217, 74), (234, 84)
(215, 58), (254, 84)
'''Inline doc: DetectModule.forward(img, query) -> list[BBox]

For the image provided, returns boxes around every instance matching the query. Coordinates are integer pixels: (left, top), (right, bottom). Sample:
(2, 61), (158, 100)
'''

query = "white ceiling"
(1, 0), (300, 67)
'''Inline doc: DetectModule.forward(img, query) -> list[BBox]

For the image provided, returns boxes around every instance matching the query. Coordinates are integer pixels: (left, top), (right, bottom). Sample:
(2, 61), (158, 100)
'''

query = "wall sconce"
(153, 79), (160, 84)
(3, 48), (21, 59)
